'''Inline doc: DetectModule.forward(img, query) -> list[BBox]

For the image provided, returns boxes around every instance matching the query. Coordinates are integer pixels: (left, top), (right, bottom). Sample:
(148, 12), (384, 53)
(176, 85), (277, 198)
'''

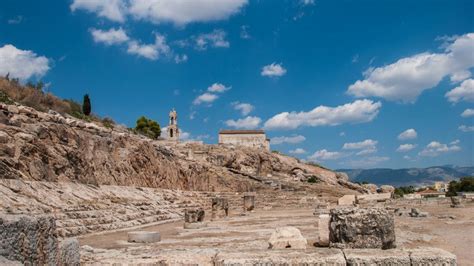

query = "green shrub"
(307, 176), (319, 183)
(0, 91), (13, 104)
(135, 116), (161, 139)
(82, 94), (91, 116)
(102, 117), (115, 129)
(447, 177), (474, 196)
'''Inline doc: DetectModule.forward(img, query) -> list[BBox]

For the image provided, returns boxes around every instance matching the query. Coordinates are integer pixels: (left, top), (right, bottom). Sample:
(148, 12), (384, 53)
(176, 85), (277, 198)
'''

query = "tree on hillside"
(82, 94), (91, 116)
(446, 177), (474, 196)
(135, 116), (161, 139)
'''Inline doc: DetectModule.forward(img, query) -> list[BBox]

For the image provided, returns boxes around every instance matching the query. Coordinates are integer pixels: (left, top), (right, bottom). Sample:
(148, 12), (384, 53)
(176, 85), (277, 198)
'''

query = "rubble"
(127, 231), (161, 243)
(409, 208), (429, 218)
(268, 227), (308, 249)
(212, 197), (229, 220)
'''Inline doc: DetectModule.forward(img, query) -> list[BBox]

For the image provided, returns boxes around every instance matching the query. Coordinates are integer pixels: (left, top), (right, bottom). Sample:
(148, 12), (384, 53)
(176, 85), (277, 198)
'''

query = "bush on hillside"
(446, 177), (474, 196)
(135, 116), (161, 139)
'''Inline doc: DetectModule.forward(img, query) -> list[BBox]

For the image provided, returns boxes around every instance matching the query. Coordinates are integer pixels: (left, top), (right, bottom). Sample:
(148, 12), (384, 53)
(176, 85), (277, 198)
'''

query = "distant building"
(416, 188), (445, 198)
(167, 109), (179, 141)
(434, 181), (449, 192)
(218, 129), (270, 151)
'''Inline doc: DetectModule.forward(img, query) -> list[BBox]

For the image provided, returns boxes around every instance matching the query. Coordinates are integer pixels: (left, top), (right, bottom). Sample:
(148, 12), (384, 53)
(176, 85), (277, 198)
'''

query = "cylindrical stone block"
(243, 195), (255, 212)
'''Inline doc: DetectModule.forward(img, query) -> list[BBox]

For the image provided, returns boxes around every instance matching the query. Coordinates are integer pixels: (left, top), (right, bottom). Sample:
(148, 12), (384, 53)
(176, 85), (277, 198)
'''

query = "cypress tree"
(82, 94), (91, 116)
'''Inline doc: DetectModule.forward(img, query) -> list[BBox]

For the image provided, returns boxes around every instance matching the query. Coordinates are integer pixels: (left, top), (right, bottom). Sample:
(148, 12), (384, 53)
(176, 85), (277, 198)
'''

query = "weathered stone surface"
(356, 192), (391, 203)
(243, 195), (255, 211)
(344, 249), (410, 265)
(363, 183), (378, 193)
(380, 185), (395, 194)
(317, 213), (330, 247)
(409, 247), (457, 266)
(212, 197), (229, 219)
(185, 208), (205, 223)
(127, 231), (161, 243)
(184, 222), (208, 229)
(450, 197), (464, 208)
(338, 194), (356, 206)
(329, 207), (396, 249)
(59, 238), (80, 265)
(215, 249), (346, 266)
(0, 215), (58, 264)
(409, 208), (429, 218)
(0, 256), (21, 265)
(268, 226), (307, 249)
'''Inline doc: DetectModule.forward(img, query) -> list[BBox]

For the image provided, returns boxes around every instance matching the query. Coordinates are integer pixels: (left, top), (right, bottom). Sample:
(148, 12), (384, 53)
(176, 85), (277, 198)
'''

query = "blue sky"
(0, 0), (473, 169)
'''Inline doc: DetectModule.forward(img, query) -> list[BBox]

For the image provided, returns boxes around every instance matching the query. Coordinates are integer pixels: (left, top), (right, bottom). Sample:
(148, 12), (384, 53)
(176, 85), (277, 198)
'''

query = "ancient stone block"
(211, 197), (229, 219)
(379, 185), (395, 194)
(338, 194), (356, 206)
(356, 192), (391, 203)
(59, 238), (80, 265)
(408, 247), (457, 266)
(215, 249), (346, 266)
(268, 227), (307, 249)
(329, 207), (396, 249)
(362, 183), (378, 193)
(409, 208), (428, 218)
(317, 213), (330, 247)
(344, 249), (410, 265)
(450, 197), (464, 208)
(185, 208), (205, 223)
(243, 195), (255, 211)
(127, 231), (161, 243)
(0, 215), (58, 264)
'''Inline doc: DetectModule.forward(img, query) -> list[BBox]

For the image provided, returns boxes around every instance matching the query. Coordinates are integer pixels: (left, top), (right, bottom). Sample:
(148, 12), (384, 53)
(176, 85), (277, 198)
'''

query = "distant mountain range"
(337, 165), (474, 187)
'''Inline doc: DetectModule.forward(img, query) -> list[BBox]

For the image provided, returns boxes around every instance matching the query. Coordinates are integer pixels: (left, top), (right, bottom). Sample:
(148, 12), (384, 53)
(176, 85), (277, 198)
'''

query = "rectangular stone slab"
(344, 249), (411, 265)
(215, 249), (346, 266)
(408, 247), (457, 266)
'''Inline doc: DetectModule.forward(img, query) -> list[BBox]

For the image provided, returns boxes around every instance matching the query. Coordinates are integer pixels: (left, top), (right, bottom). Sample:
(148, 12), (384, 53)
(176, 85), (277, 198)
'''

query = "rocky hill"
(0, 101), (363, 195)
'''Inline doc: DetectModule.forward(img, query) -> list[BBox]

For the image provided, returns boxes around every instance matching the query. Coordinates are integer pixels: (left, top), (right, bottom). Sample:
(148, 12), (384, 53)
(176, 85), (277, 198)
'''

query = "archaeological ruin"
(218, 129), (270, 151)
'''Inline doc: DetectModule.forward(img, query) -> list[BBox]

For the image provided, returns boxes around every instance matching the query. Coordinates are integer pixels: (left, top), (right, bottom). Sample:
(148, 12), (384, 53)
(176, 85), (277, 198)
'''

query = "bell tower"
(168, 108), (179, 141)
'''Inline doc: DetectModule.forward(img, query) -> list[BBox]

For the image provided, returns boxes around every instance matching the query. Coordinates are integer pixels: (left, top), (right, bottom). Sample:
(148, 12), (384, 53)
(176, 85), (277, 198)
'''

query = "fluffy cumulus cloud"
(0, 44), (50, 81)
(419, 141), (461, 157)
(308, 149), (347, 161)
(459, 125), (474, 132)
(231, 102), (254, 116)
(225, 116), (261, 129)
(207, 83), (230, 93)
(264, 99), (381, 130)
(71, 0), (248, 25)
(342, 139), (378, 155)
(193, 92), (219, 105)
(445, 79), (474, 103)
(126, 33), (171, 60)
(398, 129), (417, 140)
(397, 144), (417, 152)
(193, 83), (230, 106)
(261, 63), (287, 77)
(270, 135), (306, 145)
(289, 148), (307, 154)
(461, 108), (474, 118)
(347, 33), (474, 102)
(90, 27), (129, 45)
(128, 0), (248, 25)
(71, 0), (127, 22)
(195, 30), (229, 50)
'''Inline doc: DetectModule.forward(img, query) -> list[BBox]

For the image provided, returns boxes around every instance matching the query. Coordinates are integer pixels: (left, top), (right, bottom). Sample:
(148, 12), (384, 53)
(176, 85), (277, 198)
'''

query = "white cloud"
(195, 29), (229, 50)
(264, 99), (381, 130)
(461, 108), (474, 118)
(344, 156), (389, 168)
(342, 139), (378, 155)
(398, 128), (417, 140)
(0, 44), (50, 81)
(419, 141), (461, 157)
(289, 148), (307, 154)
(225, 116), (261, 129)
(459, 125), (474, 132)
(339, 132), (346, 136)
(445, 79), (474, 103)
(301, 0), (315, 5)
(90, 27), (129, 45)
(271, 135), (306, 145)
(126, 33), (170, 60)
(174, 54), (188, 64)
(207, 83), (230, 93)
(450, 139), (460, 145)
(261, 63), (287, 77)
(128, 0), (247, 25)
(8, 15), (23, 24)
(232, 102), (254, 116)
(403, 155), (411, 160)
(71, 0), (126, 22)
(397, 144), (417, 152)
(308, 149), (347, 161)
(193, 93), (219, 105)
(450, 70), (471, 83)
(347, 33), (474, 102)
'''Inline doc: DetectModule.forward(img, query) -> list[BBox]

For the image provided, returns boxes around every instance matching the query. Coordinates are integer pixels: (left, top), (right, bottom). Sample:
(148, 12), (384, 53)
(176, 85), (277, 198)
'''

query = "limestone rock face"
(379, 185), (395, 194)
(59, 238), (81, 265)
(0, 215), (58, 264)
(212, 197), (229, 219)
(362, 183), (378, 193)
(268, 227), (307, 249)
(329, 207), (396, 249)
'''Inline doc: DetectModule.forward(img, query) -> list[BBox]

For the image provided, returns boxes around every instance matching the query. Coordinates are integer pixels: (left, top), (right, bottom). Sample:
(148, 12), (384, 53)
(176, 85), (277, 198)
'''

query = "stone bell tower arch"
(168, 108), (179, 141)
